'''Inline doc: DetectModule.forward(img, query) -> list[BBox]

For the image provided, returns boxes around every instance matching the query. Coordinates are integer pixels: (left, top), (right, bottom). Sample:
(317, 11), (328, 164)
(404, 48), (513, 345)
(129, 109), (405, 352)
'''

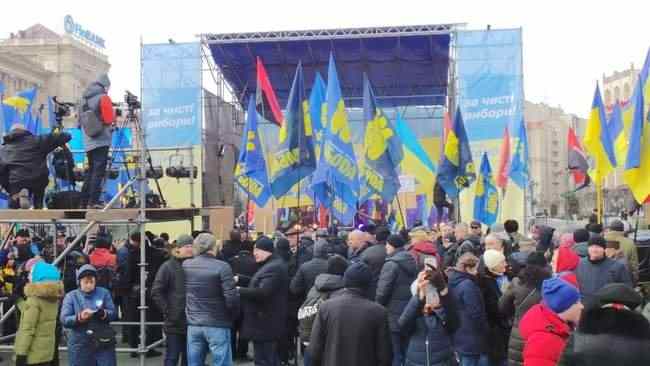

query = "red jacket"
(89, 248), (117, 269)
(555, 246), (579, 287)
(519, 303), (571, 366)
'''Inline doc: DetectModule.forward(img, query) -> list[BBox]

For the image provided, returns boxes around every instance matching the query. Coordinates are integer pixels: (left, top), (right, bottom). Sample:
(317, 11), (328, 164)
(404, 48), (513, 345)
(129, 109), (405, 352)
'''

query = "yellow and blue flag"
(509, 118), (529, 189)
(3, 87), (36, 113)
(474, 152), (499, 226)
(235, 98), (272, 206)
(583, 84), (617, 183)
(395, 113), (437, 192)
(360, 74), (403, 203)
(437, 106), (475, 198)
(311, 53), (359, 224)
(623, 77), (650, 203)
(620, 49), (650, 165)
(269, 62), (317, 198)
(608, 102), (627, 165)
(309, 72), (326, 153)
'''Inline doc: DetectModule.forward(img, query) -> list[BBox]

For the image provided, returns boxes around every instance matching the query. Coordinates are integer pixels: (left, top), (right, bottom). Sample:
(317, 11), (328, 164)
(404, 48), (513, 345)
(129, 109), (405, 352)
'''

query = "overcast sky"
(2, 0), (649, 117)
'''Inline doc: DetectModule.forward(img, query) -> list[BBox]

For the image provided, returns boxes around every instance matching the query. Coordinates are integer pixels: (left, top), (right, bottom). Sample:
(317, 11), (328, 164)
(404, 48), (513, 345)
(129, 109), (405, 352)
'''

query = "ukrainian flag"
(395, 113), (437, 192)
(474, 152), (499, 226)
(583, 84), (616, 183)
(620, 49), (650, 165)
(608, 103), (627, 166)
(624, 77), (650, 203)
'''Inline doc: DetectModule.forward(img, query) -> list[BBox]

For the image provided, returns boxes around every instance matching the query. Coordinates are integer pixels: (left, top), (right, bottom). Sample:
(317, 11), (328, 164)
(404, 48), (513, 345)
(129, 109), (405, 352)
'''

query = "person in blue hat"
(14, 261), (64, 366)
(60, 264), (117, 366)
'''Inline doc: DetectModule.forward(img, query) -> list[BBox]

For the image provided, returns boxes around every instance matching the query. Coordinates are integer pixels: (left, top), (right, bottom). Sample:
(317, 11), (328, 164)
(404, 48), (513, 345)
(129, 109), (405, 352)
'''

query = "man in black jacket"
(228, 238), (258, 360)
(0, 124), (71, 209)
(309, 262), (392, 366)
(152, 234), (194, 366)
(290, 239), (329, 299)
(376, 234), (418, 366)
(239, 237), (289, 366)
(183, 233), (240, 365)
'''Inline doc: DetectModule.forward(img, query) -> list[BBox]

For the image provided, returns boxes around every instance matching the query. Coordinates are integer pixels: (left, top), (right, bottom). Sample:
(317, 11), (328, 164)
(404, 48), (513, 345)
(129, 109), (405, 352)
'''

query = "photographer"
(0, 123), (71, 209)
(79, 73), (115, 209)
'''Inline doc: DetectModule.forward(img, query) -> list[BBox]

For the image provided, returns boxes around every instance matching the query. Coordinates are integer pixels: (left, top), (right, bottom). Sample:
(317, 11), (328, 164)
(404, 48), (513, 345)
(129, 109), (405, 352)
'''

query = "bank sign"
(64, 15), (105, 49)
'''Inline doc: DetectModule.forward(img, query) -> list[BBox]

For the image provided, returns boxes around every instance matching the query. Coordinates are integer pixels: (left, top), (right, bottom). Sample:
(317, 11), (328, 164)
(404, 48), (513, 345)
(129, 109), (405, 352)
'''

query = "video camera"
(125, 90), (141, 110)
(51, 97), (76, 125)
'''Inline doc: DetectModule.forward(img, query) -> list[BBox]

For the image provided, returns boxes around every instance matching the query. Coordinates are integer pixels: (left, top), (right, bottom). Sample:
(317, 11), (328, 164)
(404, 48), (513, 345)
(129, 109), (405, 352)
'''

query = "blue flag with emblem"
(474, 152), (499, 226)
(509, 118), (529, 189)
(269, 62), (316, 198)
(311, 53), (359, 224)
(309, 72), (326, 154)
(360, 74), (403, 203)
(437, 106), (475, 198)
(235, 98), (272, 207)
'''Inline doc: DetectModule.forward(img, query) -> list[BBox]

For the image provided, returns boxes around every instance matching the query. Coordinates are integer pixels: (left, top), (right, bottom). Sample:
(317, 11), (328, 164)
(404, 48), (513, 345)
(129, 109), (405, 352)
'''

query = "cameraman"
(0, 123), (71, 209)
(80, 73), (115, 209)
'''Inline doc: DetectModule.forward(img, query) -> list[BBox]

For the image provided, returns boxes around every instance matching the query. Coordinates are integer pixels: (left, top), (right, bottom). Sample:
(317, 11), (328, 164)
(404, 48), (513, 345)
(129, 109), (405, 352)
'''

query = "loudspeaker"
(46, 191), (84, 209)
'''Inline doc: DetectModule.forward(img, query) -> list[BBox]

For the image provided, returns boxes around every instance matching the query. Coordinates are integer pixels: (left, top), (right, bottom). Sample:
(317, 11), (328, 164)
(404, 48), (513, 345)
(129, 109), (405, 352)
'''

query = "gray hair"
(193, 233), (221, 256)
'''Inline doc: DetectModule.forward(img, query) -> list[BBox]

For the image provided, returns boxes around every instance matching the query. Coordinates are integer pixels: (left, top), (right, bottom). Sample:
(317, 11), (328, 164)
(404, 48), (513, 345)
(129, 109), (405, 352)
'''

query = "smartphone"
(425, 283), (439, 305)
(424, 256), (438, 270)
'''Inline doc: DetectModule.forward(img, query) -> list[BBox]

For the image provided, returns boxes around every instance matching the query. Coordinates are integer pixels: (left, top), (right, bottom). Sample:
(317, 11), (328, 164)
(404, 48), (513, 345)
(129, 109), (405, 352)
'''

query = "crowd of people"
(0, 216), (649, 366)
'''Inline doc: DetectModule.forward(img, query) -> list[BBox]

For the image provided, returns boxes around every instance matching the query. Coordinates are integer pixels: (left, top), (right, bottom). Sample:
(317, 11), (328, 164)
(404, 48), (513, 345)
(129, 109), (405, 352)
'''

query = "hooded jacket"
(298, 273), (345, 342)
(447, 269), (489, 355)
(81, 74), (112, 152)
(536, 226), (556, 253)
(0, 128), (71, 186)
(604, 231), (639, 283)
(15, 279), (64, 365)
(554, 246), (580, 287)
(519, 303), (571, 366)
(291, 239), (329, 298)
(60, 264), (117, 366)
(376, 247), (418, 332)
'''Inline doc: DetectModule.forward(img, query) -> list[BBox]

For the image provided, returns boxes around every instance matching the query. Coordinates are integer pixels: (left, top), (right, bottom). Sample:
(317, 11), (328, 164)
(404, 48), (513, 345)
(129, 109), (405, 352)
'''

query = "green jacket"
(604, 231), (639, 283)
(15, 281), (64, 365)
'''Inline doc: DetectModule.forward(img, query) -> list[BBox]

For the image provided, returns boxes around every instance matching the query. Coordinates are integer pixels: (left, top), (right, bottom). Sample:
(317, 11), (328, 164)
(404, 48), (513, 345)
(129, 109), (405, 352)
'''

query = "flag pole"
(596, 181), (603, 224)
(395, 193), (406, 231)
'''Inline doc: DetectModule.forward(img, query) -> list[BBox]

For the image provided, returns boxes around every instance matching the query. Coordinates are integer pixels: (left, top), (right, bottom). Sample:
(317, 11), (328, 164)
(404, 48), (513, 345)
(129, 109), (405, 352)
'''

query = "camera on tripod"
(52, 97), (76, 125)
(125, 91), (141, 110)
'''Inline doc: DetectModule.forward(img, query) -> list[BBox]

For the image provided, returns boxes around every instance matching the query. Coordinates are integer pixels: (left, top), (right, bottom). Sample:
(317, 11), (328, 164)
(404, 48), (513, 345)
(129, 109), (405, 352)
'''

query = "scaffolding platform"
(0, 207), (199, 223)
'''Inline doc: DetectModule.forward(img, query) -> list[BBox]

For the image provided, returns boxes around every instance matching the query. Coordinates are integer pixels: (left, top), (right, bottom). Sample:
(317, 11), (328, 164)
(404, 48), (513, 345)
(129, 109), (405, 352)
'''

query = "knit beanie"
(387, 234), (406, 249)
(542, 277), (580, 314)
(483, 249), (506, 270)
(573, 228), (590, 243)
(31, 261), (61, 283)
(327, 255), (349, 276)
(588, 235), (606, 249)
(344, 262), (372, 289)
(255, 236), (275, 254)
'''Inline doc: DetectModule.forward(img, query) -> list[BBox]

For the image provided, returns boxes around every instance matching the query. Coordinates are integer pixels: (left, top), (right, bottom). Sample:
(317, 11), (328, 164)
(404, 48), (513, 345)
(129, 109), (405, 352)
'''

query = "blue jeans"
(187, 326), (232, 366)
(303, 347), (311, 366)
(253, 341), (279, 366)
(166, 333), (188, 366)
(391, 332), (407, 366)
(458, 354), (489, 366)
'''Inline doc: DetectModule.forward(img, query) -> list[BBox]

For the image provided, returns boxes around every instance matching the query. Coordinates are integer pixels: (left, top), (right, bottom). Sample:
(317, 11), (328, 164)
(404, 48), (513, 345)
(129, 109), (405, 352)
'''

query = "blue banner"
(142, 43), (202, 147)
(456, 29), (523, 141)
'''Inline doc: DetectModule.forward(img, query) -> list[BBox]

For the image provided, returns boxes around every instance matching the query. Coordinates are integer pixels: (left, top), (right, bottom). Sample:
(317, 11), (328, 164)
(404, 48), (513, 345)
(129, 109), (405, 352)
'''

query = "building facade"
(525, 101), (585, 218)
(0, 23), (110, 128)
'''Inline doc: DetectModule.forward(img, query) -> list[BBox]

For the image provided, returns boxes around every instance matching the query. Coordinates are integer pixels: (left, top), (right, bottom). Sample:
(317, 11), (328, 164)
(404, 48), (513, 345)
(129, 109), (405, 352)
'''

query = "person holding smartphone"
(399, 264), (457, 366)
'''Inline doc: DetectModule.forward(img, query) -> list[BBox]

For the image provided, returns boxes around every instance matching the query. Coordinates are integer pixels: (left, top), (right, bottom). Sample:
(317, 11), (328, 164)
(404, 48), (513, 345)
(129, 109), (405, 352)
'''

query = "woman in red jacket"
(519, 277), (582, 366)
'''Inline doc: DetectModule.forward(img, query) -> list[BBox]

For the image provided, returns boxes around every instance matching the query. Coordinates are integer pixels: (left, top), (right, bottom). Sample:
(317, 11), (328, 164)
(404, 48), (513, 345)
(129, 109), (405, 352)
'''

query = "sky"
(1, 0), (649, 117)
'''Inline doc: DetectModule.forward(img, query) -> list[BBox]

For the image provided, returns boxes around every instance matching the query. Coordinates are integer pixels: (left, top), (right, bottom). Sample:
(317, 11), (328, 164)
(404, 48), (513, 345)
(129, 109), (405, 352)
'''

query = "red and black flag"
(256, 57), (283, 126)
(568, 127), (590, 189)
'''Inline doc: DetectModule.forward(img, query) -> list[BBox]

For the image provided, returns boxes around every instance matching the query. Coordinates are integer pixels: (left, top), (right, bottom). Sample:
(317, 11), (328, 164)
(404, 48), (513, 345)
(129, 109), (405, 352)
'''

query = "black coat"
(447, 269), (489, 356)
(361, 243), (387, 299)
(478, 270), (510, 364)
(229, 250), (258, 287)
(220, 239), (242, 263)
(558, 306), (650, 366)
(182, 254), (240, 328)
(239, 255), (289, 341)
(376, 248), (418, 332)
(151, 256), (187, 334)
(0, 129), (71, 186)
(309, 288), (392, 366)
(290, 240), (329, 298)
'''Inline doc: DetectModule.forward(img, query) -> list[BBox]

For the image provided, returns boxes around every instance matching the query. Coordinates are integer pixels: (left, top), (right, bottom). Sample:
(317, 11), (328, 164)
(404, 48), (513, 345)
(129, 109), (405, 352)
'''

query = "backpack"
(95, 265), (115, 290)
(297, 291), (331, 343)
(80, 108), (104, 138)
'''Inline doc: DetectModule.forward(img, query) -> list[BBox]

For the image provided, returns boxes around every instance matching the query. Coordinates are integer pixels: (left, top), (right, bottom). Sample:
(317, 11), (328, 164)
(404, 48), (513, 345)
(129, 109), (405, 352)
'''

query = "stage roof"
(202, 24), (460, 108)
